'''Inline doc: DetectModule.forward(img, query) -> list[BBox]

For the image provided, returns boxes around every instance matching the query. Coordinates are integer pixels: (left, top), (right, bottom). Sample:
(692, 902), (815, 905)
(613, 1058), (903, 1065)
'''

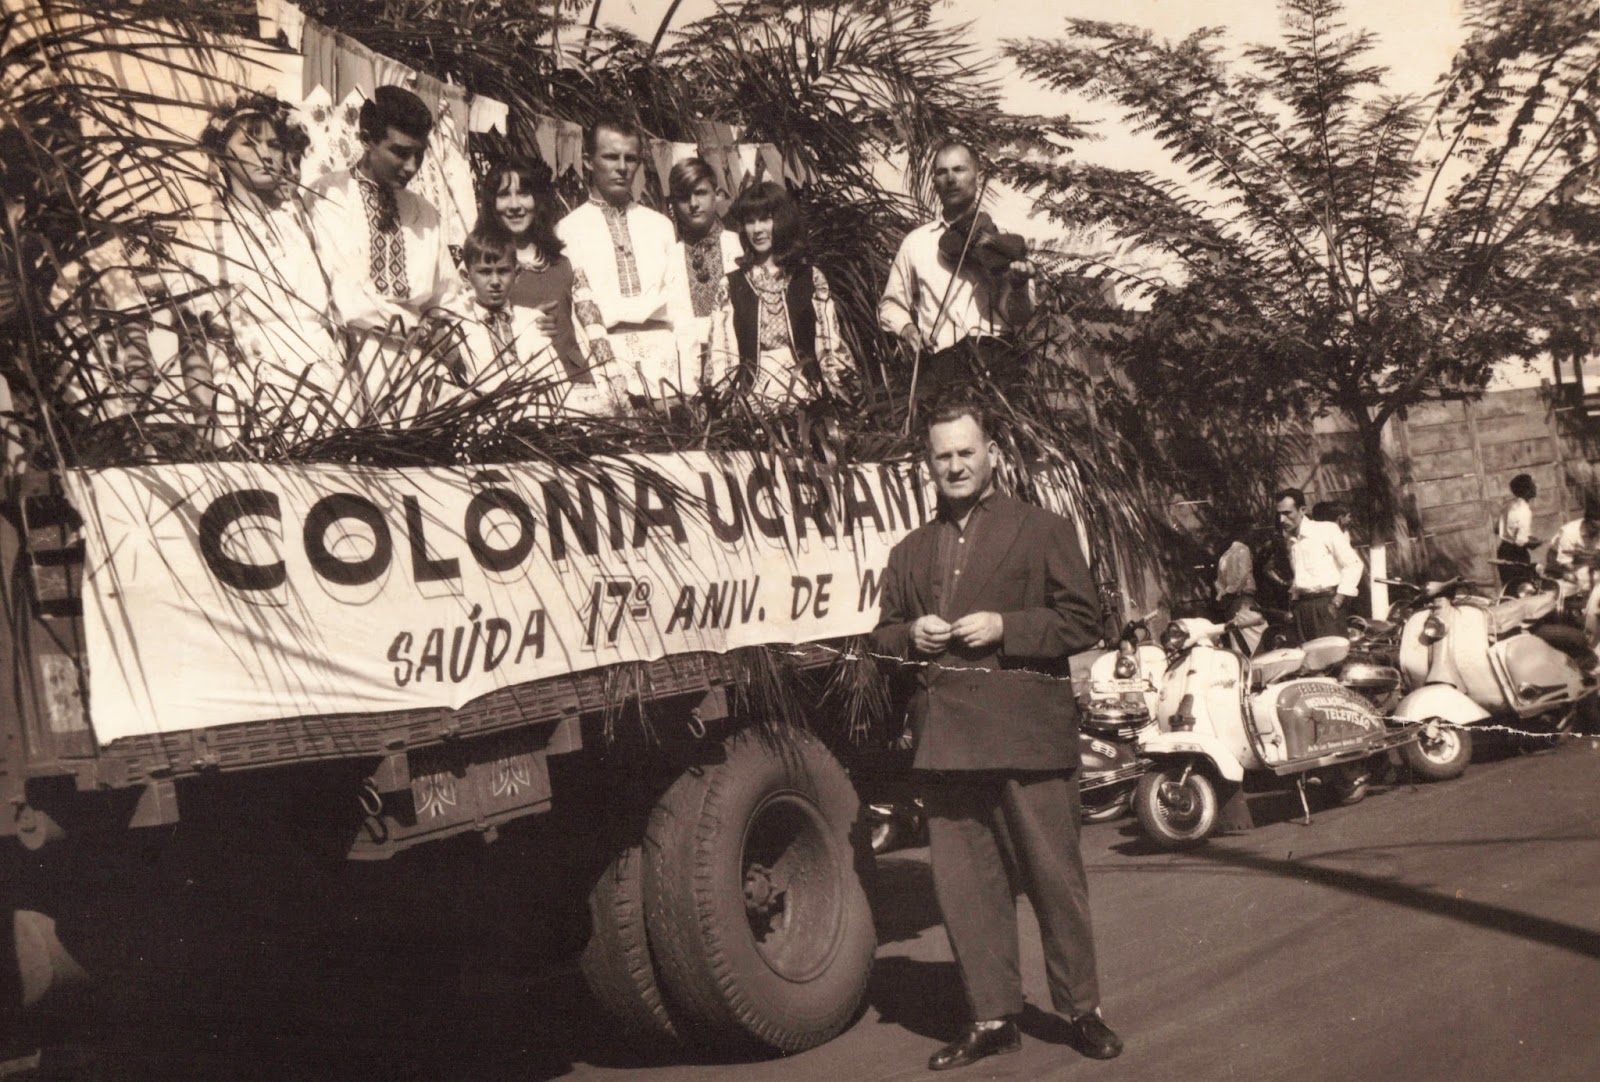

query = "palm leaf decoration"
(3, 0), (1211, 745)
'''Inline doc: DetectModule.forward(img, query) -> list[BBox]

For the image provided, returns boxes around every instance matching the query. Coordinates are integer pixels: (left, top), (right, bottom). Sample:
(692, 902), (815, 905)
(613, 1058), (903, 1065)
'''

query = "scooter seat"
(1250, 647), (1306, 689)
(1489, 594), (1556, 637)
(1299, 636), (1351, 673)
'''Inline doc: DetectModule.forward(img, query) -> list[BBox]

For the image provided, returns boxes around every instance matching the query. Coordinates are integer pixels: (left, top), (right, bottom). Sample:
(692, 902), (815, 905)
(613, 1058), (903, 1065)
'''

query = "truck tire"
(643, 728), (875, 1053)
(578, 842), (678, 1047)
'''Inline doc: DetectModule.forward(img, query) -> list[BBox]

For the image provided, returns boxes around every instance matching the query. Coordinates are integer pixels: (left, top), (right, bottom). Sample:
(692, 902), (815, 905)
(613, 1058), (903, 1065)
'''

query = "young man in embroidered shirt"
(555, 114), (681, 404)
(309, 85), (456, 421)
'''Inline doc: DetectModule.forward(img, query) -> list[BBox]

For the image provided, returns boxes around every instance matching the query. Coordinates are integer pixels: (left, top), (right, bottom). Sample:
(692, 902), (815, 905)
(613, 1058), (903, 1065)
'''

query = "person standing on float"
(309, 85), (456, 422)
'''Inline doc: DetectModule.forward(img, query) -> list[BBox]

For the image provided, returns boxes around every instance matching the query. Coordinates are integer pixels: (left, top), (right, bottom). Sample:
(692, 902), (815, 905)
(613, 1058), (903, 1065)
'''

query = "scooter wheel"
(1134, 765), (1218, 849)
(1400, 721), (1472, 781)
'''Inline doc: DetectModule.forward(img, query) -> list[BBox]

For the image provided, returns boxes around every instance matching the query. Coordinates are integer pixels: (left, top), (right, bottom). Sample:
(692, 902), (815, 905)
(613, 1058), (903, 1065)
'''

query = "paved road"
(14, 737), (1600, 1080)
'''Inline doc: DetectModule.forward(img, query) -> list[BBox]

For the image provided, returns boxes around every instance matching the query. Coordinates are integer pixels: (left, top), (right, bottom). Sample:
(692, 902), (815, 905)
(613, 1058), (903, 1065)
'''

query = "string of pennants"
(258, 0), (814, 195)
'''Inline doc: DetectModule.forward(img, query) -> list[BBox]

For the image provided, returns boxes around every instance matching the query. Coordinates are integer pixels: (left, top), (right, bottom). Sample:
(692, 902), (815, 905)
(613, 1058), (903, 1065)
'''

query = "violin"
(936, 209), (1028, 277)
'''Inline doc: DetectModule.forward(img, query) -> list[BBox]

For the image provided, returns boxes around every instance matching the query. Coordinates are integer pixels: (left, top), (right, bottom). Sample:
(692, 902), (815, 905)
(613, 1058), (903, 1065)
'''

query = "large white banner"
(65, 454), (932, 745)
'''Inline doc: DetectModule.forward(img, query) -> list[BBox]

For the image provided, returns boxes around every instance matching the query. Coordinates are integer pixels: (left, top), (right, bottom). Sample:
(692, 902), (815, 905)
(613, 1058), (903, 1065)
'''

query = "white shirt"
(667, 227), (744, 357)
(1496, 497), (1533, 546)
(1550, 519), (1600, 575)
(556, 199), (677, 330)
(453, 302), (554, 391)
(308, 169), (456, 335)
(1286, 518), (1363, 598)
(878, 215), (1029, 351)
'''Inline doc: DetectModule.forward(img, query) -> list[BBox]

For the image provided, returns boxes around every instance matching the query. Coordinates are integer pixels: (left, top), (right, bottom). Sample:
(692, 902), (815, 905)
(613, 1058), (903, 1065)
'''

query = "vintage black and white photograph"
(1, 0), (1597, 1078)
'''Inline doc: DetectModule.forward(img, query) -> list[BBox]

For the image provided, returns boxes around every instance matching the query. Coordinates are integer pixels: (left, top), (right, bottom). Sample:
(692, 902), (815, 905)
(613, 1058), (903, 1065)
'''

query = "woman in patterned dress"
(706, 181), (855, 412)
(478, 159), (619, 415)
(174, 93), (355, 444)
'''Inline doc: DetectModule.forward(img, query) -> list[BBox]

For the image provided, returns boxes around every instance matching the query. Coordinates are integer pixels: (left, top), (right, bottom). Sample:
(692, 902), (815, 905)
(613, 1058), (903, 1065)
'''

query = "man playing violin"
(878, 140), (1034, 402)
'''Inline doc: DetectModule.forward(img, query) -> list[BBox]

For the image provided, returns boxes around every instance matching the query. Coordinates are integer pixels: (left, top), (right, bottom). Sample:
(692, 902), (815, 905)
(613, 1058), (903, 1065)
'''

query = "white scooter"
(1133, 618), (1437, 849)
(1394, 575), (1597, 772)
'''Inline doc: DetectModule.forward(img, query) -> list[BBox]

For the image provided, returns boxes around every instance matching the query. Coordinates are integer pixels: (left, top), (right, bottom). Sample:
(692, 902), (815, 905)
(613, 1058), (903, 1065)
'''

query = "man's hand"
(1332, 595), (1349, 612)
(950, 611), (1003, 650)
(532, 301), (558, 337)
(911, 614), (952, 655)
(898, 322), (927, 353)
(1004, 258), (1033, 282)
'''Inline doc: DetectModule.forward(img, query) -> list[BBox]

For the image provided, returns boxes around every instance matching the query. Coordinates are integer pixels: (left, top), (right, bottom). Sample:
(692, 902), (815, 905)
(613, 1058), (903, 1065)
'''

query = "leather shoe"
(928, 1021), (1021, 1071)
(1064, 1011), (1123, 1060)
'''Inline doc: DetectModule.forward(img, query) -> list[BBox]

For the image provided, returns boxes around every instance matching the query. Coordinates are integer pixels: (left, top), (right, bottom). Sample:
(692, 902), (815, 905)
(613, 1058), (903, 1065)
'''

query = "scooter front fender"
(1139, 730), (1246, 782)
(1392, 684), (1492, 726)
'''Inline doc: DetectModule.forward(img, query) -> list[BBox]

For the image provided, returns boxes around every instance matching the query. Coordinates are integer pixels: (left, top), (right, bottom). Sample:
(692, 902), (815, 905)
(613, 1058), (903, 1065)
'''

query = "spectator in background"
(309, 85), (456, 421)
(556, 115), (680, 405)
(1276, 487), (1363, 641)
(665, 157), (741, 376)
(478, 158), (619, 410)
(1494, 474), (1541, 588)
(173, 93), (354, 444)
(705, 181), (855, 412)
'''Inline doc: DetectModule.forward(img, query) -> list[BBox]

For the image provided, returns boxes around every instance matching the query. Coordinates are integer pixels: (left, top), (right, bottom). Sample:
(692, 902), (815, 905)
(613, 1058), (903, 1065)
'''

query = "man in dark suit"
(871, 397), (1123, 1071)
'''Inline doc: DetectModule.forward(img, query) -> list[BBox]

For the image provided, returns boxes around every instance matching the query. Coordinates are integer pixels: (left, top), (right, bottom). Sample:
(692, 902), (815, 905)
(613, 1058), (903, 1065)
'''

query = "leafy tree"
(1004, 0), (1600, 535)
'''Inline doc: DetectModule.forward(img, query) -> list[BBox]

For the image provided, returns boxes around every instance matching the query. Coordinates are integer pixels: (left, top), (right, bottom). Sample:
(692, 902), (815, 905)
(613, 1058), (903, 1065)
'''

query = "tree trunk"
(1349, 407), (1395, 543)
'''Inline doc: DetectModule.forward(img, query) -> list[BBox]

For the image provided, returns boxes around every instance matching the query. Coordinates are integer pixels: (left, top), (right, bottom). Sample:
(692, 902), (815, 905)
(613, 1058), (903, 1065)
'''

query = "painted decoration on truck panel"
(67, 454), (1027, 744)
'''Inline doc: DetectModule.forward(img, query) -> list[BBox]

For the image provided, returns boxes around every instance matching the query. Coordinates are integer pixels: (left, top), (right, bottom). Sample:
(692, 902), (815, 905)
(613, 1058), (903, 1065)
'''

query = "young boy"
(455, 224), (620, 418)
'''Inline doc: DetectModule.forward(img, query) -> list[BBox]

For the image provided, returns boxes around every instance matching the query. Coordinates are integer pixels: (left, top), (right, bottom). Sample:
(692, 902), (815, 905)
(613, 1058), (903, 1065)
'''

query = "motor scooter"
(1079, 616), (1165, 822)
(1133, 618), (1436, 850)
(1394, 577), (1598, 772)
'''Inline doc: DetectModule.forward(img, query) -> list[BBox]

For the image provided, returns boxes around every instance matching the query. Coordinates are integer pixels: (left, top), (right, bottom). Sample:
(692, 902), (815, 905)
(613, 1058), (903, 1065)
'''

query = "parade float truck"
(0, 452), (950, 1055)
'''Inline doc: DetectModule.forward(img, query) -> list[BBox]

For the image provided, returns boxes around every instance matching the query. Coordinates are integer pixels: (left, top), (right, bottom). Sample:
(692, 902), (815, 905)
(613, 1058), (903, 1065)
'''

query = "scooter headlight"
(1419, 613), (1447, 645)
(1112, 643), (1138, 679)
(1160, 622), (1189, 655)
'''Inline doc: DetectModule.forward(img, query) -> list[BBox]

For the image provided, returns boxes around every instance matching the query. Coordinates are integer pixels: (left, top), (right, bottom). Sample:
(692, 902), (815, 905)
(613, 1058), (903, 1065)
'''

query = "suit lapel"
(953, 496), (1024, 612)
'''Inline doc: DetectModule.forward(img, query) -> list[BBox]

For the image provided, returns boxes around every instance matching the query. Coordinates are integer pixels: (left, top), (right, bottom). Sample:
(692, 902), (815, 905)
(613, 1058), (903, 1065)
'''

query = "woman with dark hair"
(475, 158), (617, 411)
(706, 181), (855, 410)
(174, 92), (354, 441)
(665, 157), (741, 368)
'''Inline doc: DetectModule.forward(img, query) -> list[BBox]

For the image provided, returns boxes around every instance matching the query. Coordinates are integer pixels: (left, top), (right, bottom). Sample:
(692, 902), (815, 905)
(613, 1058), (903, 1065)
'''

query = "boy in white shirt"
(452, 225), (614, 419)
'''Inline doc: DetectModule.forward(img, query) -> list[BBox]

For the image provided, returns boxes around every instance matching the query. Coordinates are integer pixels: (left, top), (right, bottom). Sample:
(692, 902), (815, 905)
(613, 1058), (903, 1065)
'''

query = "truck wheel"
(1401, 722), (1472, 781)
(578, 842), (678, 1047)
(644, 728), (875, 1053)
(1134, 764), (1218, 849)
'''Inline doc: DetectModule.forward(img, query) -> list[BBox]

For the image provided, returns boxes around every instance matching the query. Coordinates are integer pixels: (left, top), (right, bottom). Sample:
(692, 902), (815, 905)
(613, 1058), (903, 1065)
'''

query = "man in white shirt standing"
(309, 85), (456, 421)
(878, 140), (1034, 404)
(556, 115), (680, 405)
(1275, 487), (1363, 642)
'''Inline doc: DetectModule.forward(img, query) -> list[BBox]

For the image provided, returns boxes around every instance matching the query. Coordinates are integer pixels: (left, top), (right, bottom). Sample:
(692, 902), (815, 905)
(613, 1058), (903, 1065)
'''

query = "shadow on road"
(867, 855), (942, 944)
(1185, 843), (1600, 959)
(867, 956), (965, 1042)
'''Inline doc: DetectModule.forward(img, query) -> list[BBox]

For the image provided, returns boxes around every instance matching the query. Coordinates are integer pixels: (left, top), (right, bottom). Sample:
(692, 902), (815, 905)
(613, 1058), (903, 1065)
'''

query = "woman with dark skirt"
(1494, 473), (1541, 587)
(705, 181), (854, 411)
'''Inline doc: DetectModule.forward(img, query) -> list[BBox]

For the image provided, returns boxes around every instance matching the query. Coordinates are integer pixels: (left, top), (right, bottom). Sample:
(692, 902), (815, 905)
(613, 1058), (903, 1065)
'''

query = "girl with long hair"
(706, 181), (854, 410)
(476, 159), (618, 410)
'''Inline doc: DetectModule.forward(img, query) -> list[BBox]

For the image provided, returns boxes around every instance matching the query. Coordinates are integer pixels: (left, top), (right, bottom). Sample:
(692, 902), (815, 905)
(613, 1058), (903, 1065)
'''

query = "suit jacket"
(871, 494), (1100, 772)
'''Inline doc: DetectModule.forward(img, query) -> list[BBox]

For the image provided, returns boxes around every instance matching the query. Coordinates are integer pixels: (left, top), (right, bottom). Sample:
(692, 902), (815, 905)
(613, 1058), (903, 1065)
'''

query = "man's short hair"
(1510, 473), (1537, 500)
(358, 85), (433, 144)
(461, 221), (517, 267)
(1310, 500), (1347, 523)
(584, 113), (643, 158)
(1274, 487), (1306, 509)
(930, 138), (982, 172)
(668, 156), (716, 202)
(923, 393), (995, 443)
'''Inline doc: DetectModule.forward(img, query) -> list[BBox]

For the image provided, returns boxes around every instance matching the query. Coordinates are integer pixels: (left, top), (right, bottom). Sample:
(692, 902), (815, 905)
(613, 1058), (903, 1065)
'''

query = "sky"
(596, 0), (1472, 234)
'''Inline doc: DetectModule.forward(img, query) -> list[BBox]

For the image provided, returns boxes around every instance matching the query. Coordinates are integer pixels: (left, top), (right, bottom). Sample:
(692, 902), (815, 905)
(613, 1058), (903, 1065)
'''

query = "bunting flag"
(648, 138), (676, 194)
(533, 114), (559, 170)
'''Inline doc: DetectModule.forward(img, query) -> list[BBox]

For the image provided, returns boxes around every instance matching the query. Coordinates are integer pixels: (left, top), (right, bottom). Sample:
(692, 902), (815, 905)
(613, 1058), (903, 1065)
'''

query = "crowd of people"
(52, 84), (1036, 450)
